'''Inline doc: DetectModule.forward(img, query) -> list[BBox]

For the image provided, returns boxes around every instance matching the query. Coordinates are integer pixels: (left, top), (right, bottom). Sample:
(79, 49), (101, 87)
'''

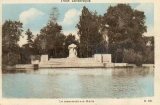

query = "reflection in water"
(2, 67), (154, 98)
(112, 67), (154, 77)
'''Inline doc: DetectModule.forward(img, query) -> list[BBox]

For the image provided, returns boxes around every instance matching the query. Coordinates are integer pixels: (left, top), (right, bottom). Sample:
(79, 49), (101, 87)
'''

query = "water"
(2, 67), (154, 98)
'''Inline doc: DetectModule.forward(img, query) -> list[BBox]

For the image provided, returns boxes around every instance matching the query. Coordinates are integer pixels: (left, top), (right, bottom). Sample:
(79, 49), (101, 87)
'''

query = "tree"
(31, 7), (65, 58)
(142, 36), (154, 64)
(33, 21), (65, 58)
(2, 20), (23, 66)
(2, 20), (23, 52)
(65, 34), (79, 46)
(49, 7), (60, 23)
(103, 4), (147, 62)
(25, 29), (34, 48)
(77, 6), (103, 58)
(19, 29), (34, 64)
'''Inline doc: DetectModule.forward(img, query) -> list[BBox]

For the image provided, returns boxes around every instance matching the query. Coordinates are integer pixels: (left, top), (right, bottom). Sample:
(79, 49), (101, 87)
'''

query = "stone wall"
(142, 64), (154, 67)
(102, 54), (111, 63)
(114, 63), (127, 67)
(14, 64), (34, 69)
(94, 54), (102, 62)
(94, 54), (111, 63)
(40, 55), (48, 62)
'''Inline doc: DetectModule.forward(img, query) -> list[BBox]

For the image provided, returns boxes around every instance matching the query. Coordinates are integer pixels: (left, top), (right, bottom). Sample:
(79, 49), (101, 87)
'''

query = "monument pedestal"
(68, 53), (77, 58)
(40, 55), (48, 63)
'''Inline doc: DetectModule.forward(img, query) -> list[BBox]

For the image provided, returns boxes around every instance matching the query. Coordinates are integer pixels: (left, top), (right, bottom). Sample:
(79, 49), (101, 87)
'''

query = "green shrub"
(123, 49), (142, 66)
(2, 53), (20, 66)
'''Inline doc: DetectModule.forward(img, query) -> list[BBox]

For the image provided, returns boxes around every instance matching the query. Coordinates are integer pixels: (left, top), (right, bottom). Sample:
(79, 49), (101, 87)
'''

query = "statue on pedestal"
(68, 43), (77, 58)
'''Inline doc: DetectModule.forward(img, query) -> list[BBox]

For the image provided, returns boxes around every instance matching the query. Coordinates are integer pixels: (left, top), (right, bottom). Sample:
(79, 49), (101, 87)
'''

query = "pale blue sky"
(2, 3), (154, 46)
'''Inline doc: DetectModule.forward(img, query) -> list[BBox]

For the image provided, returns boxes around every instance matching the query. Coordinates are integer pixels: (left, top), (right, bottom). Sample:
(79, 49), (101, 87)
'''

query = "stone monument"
(68, 43), (77, 58)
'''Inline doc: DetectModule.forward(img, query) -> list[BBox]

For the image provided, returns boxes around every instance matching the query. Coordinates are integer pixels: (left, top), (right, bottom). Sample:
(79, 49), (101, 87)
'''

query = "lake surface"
(2, 67), (154, 98)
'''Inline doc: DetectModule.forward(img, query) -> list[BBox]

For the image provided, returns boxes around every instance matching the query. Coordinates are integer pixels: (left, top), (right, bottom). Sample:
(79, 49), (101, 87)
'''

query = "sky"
(2, 3), (154, 46)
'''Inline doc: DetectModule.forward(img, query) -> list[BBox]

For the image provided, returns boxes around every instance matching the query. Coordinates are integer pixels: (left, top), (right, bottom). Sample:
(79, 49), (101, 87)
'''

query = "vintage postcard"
(0, 0), (160, 105)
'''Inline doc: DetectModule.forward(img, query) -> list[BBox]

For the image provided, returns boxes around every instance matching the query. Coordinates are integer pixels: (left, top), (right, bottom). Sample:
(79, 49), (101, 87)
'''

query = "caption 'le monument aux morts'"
(61, 0), (91, 2)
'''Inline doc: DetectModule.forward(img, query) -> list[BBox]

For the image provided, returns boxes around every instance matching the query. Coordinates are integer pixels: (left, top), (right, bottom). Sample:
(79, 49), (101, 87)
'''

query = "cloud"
(62, 29), (78, 35)
(19, 8), (48, 40)
(59, 8), (81, 26)
(18, 32), (27, 47)
(19, 8), (45, 25)
(143, 31), (154, 36)
(135, 3), (153, 14)
(58, 8), (82, 40)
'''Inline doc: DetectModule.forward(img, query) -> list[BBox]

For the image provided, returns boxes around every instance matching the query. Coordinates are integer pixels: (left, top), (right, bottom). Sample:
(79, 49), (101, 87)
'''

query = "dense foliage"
(2, 20), (23, 67)
(103, 4), (147, 63)
(77, 6), (104, 57)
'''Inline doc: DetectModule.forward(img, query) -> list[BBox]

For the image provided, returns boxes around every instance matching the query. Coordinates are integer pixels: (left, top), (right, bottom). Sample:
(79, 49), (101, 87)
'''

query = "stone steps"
(39, 58), (103, 68)
(48, 58), (96, 63)
(39, 57), (105, 68)
(39, 63), (104, 68)
(49, 58), (94, 61)
(49, 58), (95, 61)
